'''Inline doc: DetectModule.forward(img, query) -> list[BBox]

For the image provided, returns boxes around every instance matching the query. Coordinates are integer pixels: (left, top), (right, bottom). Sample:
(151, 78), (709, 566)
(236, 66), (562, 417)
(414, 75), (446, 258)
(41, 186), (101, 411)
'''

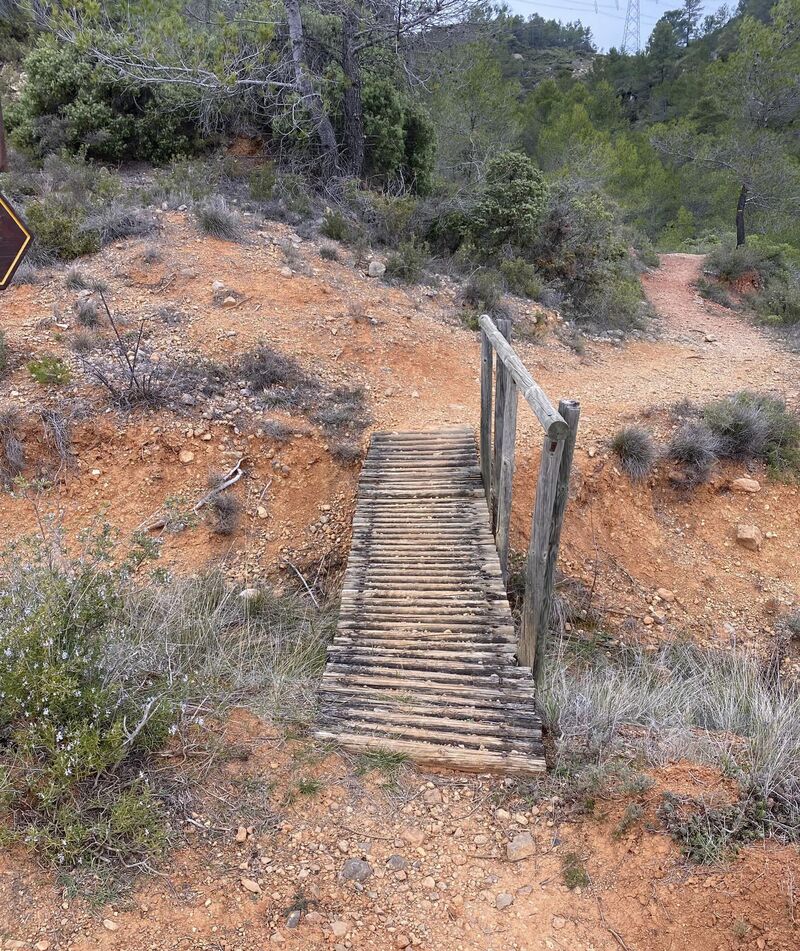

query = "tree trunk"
(284, 0), (339, 179)
(0, 94), (7, 174)
(341, 2), (364, 178)
(736, 183), (747, 247)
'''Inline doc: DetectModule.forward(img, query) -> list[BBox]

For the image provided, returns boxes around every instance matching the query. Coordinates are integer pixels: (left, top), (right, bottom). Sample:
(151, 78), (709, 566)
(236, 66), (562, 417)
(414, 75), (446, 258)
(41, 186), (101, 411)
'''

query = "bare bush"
(0, 412), (25, 486)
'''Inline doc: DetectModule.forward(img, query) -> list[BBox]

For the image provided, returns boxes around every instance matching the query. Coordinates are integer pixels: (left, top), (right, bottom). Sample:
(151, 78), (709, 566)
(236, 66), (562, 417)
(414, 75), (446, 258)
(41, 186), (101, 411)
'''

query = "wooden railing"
(479, 314), (580, 685)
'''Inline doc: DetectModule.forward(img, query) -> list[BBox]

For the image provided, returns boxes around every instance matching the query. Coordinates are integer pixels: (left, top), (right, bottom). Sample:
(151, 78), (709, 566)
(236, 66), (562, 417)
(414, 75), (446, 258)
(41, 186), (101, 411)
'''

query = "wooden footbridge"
(317, 316), (580, 776)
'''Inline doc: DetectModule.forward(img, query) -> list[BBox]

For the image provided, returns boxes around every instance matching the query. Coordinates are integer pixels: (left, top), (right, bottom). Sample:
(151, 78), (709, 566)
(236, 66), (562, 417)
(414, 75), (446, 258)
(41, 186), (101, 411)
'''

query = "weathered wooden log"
(532, 398), (581, 686)
(479, 315), (568, 441)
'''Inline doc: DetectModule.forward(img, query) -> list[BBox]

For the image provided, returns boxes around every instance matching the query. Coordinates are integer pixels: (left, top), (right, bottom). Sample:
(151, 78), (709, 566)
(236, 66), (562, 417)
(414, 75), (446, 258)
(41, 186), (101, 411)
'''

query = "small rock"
(239, 588), (260, 601)
(386, 855), (407, 871)
(423, 788), (443, 805)
(36, 943), (51, 950)
(656, 587), (674, 602)
(270, 932), (285, 944)
(396, 935), (411, 949)
(506, 831), (535, 862)
(552, 915), (567, 930)
(286, 910), (301, 929)
(305, 912), (325, 925)
(496, 893), (514, 910)
(212, 281), (226, 291)
(422, 876), (436, 890)
(280, 266), (293, 278)
(178, 449), (195, 464)
(401, 827), (425, 847)
(222, 296), (238, 308)
(367, 260), (386, 278)
(331, 921), (350, 938)
(731, 477), (761, 494)
(103, 919), (119, 932)
(235, 825), (248, 842)
(339, 858), (373, 882)
(241, 878), (262, 894)
(257, 505), (269, 518)
(736, 524), (763, 551)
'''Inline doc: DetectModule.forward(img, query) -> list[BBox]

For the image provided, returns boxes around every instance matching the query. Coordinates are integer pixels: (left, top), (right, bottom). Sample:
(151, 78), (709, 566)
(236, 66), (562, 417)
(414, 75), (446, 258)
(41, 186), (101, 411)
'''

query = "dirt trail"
(1, 233), (800, 950)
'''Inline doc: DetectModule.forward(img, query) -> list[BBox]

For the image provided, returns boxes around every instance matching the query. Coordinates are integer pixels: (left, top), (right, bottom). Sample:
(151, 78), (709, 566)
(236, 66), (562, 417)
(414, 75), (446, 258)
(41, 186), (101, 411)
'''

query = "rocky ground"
(1, 220), (799, 949)
(1, 712), (798, 951)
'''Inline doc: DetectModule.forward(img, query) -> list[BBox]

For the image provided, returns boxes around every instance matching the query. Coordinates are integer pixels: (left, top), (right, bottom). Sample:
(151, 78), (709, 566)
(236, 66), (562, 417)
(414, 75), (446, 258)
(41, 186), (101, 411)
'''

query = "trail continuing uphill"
(544, 253), (799, 449)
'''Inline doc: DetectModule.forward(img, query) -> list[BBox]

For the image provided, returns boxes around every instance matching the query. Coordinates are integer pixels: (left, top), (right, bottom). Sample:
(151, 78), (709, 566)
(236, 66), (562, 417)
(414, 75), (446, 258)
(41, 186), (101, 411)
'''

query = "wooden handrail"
(478, 315), (581, 689)
(479, 315), (568, 441)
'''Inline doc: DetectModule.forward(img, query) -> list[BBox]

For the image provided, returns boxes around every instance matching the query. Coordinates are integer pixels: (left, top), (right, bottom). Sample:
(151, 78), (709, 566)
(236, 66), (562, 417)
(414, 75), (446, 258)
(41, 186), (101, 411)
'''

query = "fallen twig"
(140, 457), (247, 531)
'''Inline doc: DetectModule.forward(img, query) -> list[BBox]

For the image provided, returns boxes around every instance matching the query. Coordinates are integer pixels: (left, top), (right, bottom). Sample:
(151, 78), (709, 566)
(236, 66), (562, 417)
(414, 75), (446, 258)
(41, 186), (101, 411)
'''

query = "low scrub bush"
(81, 202), (157, 246)
(319, 244), (339, 261)
(320, 209), (351, 242)
(195, 198), (245, 242)
(249, 163), (277, 201)
(0, 412), (26, 486)
(706, 243), (785, 286)
(668, 421), (721, 485)
(28, 356), (71, 386)
(25, 197), (100, 262)
(75, 299), (100, 328)
(696, 277), (734, 308)
(610, 426), (656, 481)
(8, 38), (200, 163)
(239, 344), (312, 399)
(540, 637), (800, 859)
(462, 269), (504, 313)
(0, 536), (334, 873)
(385, 240), (429, 283)
(499, 257), (543, 299)
(753, 269), (800, 326)
(703, 391), (800, 475)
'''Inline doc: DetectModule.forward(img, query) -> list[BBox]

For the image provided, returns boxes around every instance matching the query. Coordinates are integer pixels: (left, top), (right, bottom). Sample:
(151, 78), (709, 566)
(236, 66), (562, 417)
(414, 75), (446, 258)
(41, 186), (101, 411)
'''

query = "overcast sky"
(504, 0), (731, 51)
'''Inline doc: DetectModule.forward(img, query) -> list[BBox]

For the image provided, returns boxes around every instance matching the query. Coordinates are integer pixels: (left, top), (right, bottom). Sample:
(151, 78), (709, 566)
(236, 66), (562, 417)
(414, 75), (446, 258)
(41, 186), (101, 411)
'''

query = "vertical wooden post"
(495, 378), (518, 582)
(531, 399), (580, 686)
(479, 328), (493, 507)
(519, 435), (565, 671)
(0, 93), (7, 174)
(491, 317), (511, 528)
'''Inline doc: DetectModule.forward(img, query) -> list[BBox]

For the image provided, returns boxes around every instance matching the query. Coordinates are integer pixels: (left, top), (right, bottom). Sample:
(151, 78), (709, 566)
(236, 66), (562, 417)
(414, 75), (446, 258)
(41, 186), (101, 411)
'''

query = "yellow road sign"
(0, 193), (33, 290)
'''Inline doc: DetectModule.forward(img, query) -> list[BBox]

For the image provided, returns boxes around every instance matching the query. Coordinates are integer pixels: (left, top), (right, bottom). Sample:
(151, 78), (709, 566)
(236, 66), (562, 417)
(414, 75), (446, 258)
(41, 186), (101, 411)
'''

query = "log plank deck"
(316, 427), (545, 776)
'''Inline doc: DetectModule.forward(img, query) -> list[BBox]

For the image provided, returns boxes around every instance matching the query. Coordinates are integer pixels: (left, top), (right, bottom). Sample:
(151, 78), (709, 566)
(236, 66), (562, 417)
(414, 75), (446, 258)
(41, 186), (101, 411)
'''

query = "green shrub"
(706, 244), (785, 285)
(753, 270), (800, 326)
(28, 356), (72, 385)
(0, 564), (176, 868)
(696, 277), (734, 308)
(9, 39), (199, 163)
(0, 332), (8, 378)
(249, 163), (277, 200)
(385, 240), (429, 283)
(274, 174), (313, 217)
(467, 152), (549, 249)
(703, 391), (800, 475)
(462, 269), (504, 312)
(499, 257), (543, 299)
(319, 244), (339, 261)
(24, 196), (100, 261)
(320, 209), (351, 242)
